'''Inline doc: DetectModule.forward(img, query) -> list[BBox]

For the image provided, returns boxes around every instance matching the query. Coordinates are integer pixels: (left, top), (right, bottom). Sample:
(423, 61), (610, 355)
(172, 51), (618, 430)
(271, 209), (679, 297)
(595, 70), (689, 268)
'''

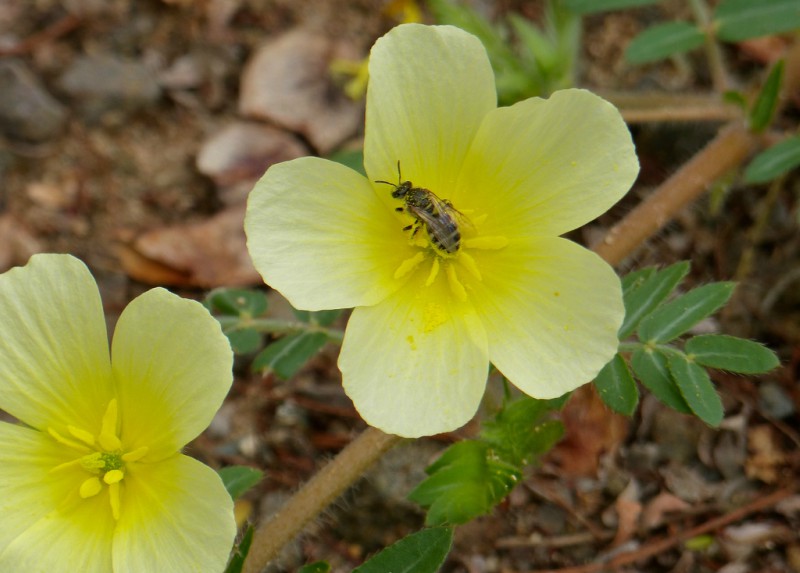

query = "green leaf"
(686, 334), (779, 374)
(594, 353), (639, 415)
(481, 397), (564, 466)
(353, 527), (454, 573)
(631, 348), (692, 414)
(293, 308), (343, 327)
(226, 328), (262, 355)
(219, 466), (263, 500)
(744, 135), (800, 184)
(669, 353), (724, 426)
(298, 563), (331, 573)
(625, 22), (706, 64)
(620, 261), (690, 339)
(327, 148), (365, 176)
(637, 282), (736, 343)
(207, 288), (268, 317)
(408, 441), (520, 526)
(750, 60), (784, 133)
(252, 331), (328, 379)
(224, 526), (254, 573)
(714, 0), (800, 42)
(621, 266), (656, 296)
(563, 0), (660, 14)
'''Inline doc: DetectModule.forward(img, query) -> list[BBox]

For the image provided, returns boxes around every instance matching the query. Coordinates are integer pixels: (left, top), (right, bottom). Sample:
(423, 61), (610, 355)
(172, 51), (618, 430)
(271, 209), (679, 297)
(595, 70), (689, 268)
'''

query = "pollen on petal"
(425, 257), (440, 286)
(422, 302), (447, 333)
(464, 236), (508, 250)
(79, 477), (102, 499)
(445, 264), (468, 302)
(394, 252), (426, 279)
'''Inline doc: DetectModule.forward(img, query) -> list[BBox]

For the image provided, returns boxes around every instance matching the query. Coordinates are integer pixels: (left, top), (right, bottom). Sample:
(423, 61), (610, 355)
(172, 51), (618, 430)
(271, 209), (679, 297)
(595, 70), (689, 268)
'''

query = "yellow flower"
(0, 255), (235, 572)
(245, 24), (638, 438)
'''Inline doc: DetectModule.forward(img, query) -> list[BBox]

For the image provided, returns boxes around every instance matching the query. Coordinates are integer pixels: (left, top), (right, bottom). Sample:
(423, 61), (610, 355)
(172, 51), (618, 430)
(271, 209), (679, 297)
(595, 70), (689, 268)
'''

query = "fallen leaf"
(118, 205), (260, 287)
(239, 28), (363, 154)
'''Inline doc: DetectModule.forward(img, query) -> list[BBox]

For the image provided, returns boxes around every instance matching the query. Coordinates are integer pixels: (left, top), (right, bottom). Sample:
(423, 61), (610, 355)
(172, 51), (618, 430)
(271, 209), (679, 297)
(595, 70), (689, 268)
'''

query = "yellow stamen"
(459, 251), (482, 281)
(98, 400), (121, 451)
(122, 446), (149, 462)
(79, 477), (102, 499)
(463, 236), (508, 250)
(446, 264), (467, 302)
(425, 257), (440, 286)
(67, 425), (96, 447)
(394, 252), (426, 279)
(109, 482), (121, 520)
(104, 469), (124, 485)
(48, 428), (91, 452)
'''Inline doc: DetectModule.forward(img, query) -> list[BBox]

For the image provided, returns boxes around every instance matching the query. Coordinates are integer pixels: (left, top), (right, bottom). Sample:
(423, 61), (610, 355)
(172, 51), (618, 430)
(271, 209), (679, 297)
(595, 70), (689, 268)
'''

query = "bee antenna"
(375, 179), (396, 187)
(396, 159), (402, 184)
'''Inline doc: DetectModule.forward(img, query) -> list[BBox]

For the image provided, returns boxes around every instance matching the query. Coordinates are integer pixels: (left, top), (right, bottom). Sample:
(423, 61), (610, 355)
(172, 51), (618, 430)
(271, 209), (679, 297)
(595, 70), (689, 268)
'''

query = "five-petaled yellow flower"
(246, 24), (639, 438)
(0, 255), (235, 572)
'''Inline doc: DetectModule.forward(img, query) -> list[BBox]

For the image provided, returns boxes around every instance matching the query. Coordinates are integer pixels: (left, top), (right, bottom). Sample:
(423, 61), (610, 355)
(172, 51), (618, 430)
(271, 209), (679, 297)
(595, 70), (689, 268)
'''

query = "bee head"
(391, 181), (413, 199)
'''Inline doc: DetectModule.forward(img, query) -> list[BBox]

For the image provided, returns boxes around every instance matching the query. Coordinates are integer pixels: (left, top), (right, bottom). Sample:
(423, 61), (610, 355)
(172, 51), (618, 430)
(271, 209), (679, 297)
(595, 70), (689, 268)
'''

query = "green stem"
(218, 317), (345, 345)
(688, 0), (730, 92)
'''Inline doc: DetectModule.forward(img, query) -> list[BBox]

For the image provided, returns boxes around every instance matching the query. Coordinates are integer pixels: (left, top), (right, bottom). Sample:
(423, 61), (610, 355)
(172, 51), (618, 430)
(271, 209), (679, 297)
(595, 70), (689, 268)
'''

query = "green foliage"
(625, 21), (705, 64)
(616, 0), (800, 65)
(669, 353), (723, 426)
(428, 0), (579, 104)
(252, 331), (329, 379)
(631, 348), (692, 413)
(224, 526), (254, 573)
(686, 335), (780, 373)
(744, 135), (800, 184)
(637, 282), (735, 343)
(749, 60), (784, 133)
(298, 562), (331, 573)
(206, 287), (341, 378)
(619, 261), (690, 339)
(601, 264), (780, 426)
(293, 308), (343, 327)
(353, 527), (454, 573)
(207, 288), (268, 318)
(563, 0), (659, 13)
(409, 397), (562, 526)
(714, 0), (800, 42)
(218, 466), (263, 500)
(594, 353), (639, 415)
(328, 148), (366, 176)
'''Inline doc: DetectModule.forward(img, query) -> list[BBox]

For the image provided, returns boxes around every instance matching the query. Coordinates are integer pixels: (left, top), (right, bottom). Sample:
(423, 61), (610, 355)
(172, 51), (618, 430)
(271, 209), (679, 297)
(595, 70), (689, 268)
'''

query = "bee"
(376, 162), (464, 254)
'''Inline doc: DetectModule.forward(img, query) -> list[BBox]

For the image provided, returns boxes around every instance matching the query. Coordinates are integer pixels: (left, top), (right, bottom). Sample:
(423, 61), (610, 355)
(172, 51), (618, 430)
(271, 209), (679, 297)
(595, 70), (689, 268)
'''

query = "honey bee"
(376, 162), (465, 254)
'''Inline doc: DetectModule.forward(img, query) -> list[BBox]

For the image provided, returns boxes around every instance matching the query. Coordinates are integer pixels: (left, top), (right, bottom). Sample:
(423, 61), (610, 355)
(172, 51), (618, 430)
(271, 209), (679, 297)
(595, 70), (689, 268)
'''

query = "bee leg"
(402, 224), (414, 232)
(395, 207), (404, 212)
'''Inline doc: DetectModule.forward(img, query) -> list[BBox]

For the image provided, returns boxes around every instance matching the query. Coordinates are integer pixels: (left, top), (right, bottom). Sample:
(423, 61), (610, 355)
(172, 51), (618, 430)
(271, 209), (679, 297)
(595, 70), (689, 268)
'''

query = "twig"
(593, 122), (757, 266)
(242, 427), (400, 573)
(621, 104), (740, 124)
(529, 488), (794, 573)
(0, 14), (81, 57)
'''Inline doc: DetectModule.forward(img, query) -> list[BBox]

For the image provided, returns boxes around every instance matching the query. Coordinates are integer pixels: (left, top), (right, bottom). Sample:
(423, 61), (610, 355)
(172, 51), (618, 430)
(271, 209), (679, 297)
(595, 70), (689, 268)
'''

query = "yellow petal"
(456, 89), (638, 237)
(246, 157), (411, 310)
(365, 24), (496, 198)
(113, 455), (235, 573)
(111, 288), (233, 459)
(0, 422), (114, 572)
(0, 254), (114, 432)
(471, 237), (623, 398)
(339, 271), (489, 437)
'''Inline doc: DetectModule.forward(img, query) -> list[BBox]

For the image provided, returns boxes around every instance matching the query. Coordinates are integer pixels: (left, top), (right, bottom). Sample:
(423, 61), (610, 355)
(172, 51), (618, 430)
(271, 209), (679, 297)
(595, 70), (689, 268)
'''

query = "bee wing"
(432, 196), (474, 232)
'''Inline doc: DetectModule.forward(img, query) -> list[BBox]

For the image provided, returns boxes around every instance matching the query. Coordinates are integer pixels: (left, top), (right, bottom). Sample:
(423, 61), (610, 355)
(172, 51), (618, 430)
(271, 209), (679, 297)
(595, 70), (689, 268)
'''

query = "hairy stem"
(243, 427), (400, 573)
(593, 122), (756, 266)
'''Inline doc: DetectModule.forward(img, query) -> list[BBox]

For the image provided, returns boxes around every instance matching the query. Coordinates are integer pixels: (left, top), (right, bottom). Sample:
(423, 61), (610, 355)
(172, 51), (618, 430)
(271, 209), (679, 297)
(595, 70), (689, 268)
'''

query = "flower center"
(48, 399), (149, 520)
(392, 197), (508, 302)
